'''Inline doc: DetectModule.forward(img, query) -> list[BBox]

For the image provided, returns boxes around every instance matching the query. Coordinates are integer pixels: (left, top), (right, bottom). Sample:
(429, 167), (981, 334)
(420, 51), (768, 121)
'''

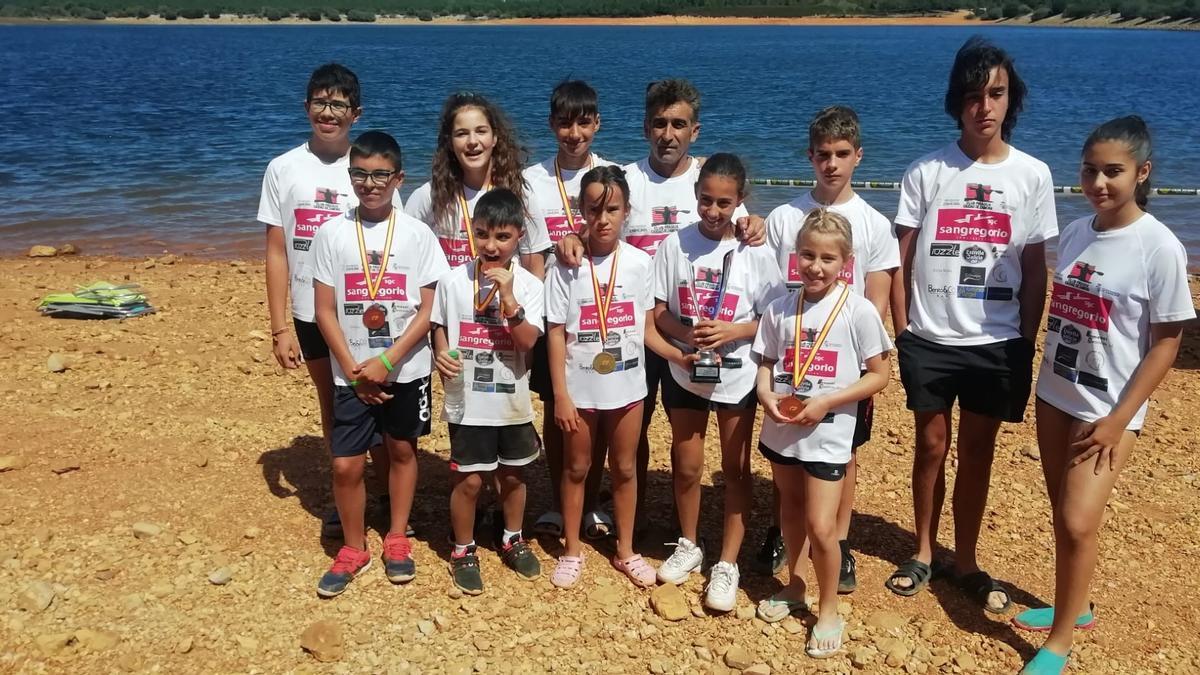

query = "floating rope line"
(748, 178), (1199, 196)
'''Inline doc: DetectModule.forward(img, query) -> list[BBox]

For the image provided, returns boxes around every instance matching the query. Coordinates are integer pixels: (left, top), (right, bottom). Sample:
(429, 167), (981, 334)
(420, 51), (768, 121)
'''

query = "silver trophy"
(691, 349), (721, 383)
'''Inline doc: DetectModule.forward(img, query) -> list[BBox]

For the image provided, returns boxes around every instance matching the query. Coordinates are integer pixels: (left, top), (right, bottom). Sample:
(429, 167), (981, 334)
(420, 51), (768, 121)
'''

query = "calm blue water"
(1, 24), (1198, 259)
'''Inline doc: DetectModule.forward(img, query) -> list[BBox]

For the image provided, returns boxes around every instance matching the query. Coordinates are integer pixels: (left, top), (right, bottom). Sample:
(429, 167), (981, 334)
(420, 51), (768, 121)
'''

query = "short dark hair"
(473, 188), (525, 231)
(809, 106), (861, 150)
(944, 37), (1026, 141)
(698, 153), (747, 196)
(350, 131), (402, 171)
(550, 80), (599, 120)
(644, 79), (701, 123)
(307, 63), (361, 109)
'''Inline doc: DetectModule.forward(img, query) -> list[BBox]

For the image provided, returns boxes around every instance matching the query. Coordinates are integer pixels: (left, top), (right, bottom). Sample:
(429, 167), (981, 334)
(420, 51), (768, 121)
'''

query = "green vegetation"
(1, 0), (1197, 21)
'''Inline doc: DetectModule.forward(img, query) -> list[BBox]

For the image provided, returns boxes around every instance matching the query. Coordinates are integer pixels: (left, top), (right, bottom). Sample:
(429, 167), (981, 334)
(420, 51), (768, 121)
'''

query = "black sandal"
(957, 570), (1012, 614)
(884, 559), (933, 597)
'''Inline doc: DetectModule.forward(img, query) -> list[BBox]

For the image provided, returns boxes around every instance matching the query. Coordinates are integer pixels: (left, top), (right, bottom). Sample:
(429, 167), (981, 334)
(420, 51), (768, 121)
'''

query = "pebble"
(650, 583), (690, 621)
(29, 245), (59, 257)
(866, 610), (907, 632)
(19, 580), (55, 612)
(0, 455), (22, 472)
(59, 243), (79, 255)
(35, 632), (72, 655)
(208, 567), (233, 585)
(300, 620), (345, 662)
(735, 605), (756, 621)
(695, 646), (714, 661)
(175, 636), (193, 654)
(178, 532), (199, 545)
(75, 628), (120, 651)
(1020, 444), (1041, 460)
(954, 653), (978, 670)
(850, 646), (874, 668)
(235, 635), (259, 652)
(47, 354), (68, 373)
(886, 644), (911, 667)
(243, 526), (261, 539)
(724, 645), (754, 670)
(639, 624), (659, 640)
(51, 462), (80, 475)
(131, 522), (162, 539)
(417, 620), (436, 636)
(780, 617), (804, 635)
(743, 664), (771, 675)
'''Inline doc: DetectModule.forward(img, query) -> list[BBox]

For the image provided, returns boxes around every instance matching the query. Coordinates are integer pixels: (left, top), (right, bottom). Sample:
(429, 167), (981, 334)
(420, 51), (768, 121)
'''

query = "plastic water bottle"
(442, 349), (465, 424)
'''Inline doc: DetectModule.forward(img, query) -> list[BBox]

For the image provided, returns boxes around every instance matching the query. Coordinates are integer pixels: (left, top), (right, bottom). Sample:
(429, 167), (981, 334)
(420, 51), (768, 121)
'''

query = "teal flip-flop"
(1012, 604), (1095, 632)
(1019, 647), (1069, 674)
(756, 594), (808, 623)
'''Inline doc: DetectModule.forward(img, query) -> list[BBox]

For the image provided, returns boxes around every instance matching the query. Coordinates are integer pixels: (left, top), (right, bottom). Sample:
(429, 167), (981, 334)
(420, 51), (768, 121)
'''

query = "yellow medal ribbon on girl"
(455, 183), (492, 258)
(554, 155), (593, 233)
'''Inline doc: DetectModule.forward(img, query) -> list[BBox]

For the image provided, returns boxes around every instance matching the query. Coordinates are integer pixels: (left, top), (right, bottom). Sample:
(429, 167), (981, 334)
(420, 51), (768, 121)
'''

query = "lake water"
(1, 24), (1197, 260)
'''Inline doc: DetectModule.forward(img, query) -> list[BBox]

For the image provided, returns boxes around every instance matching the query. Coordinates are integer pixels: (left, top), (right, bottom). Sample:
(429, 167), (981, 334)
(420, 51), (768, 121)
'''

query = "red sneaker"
(317, 545), (371, 597)
(382, 533), (416, 583)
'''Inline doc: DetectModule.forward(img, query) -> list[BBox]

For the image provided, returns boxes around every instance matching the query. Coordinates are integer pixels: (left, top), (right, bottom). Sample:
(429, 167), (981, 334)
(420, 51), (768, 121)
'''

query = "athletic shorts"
(331, 377), (432, 457)
(896, 331), (1033, 423)
(758, 442), (847, 481)
(293, 318), (330, 361)
(661, 371), (757, 412)
(529, 334), (551, 400)
(853, 395), (874, 451)
(449, 422), (541, 473)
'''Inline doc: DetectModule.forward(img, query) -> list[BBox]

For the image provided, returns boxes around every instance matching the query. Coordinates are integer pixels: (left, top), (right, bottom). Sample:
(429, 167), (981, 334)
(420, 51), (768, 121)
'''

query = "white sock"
(503, 529), (522, 545)
(453, 540), (475, 556)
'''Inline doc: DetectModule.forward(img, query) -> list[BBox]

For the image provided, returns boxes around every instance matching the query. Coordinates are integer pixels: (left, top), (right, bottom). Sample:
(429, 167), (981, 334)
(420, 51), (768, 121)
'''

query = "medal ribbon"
(791, 282), (851, 391)
(588, 244), (620, 344)
(355, 208), (397, 302)
(472, 258), (509, 314)
(455, 183), (492, 258)
(554, 155), (593, 233)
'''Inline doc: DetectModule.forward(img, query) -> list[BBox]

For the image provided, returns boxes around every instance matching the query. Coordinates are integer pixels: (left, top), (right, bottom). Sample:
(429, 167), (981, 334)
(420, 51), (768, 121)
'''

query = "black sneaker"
(501, 535), (541, 580)
(838, 540), (857, 594)
(451, 545), (484, 595)
(755, 526), (786, 575)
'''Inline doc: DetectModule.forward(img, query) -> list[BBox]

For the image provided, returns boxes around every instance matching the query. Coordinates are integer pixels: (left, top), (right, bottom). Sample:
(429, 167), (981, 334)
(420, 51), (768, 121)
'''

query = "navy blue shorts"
(331, 377), (431, 457)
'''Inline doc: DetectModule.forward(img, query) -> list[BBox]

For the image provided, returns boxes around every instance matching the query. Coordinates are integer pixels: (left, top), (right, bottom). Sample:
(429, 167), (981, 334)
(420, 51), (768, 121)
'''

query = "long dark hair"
(1084, 115), (1153, 210)
(944, 37), (1027, 142)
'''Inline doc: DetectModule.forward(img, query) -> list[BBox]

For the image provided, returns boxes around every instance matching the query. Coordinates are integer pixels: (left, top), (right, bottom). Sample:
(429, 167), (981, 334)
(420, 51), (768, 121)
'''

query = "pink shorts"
(578, 400), (643, 414)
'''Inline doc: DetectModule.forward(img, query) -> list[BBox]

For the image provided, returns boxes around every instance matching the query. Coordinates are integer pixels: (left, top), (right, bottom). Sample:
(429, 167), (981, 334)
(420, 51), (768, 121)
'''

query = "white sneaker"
(657, 537), (703, 584)
(704, 561), (740, 612)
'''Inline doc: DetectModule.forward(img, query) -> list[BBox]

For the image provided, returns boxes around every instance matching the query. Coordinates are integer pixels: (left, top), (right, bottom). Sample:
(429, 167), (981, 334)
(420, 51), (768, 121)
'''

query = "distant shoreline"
(4, 11), (1199, 31)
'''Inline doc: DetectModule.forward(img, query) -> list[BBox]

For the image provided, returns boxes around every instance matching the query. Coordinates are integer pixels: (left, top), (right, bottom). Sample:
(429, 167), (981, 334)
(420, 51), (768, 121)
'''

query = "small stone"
(208, 567), (233, 585)
(639, 624), (659, 640)
(51, 462), (80, 475)
(886, 644), (910, 668)
(433, 614), (451, 630)
(47, 354), (69, 373)
(142, 259), (156, 270)
(177, 532), (198, 545)
(29, 245), (58, 258)
(95, 569), (116, 581)
(195, 455), (209, 468)
(243, 526), (261, 539)
(300, 620), (344, 662)
(851, 647), (874, 668)
(735, 605), (756, 621)
(649, 583), (690, 621)
(695, 646), (714, 661)
(175, 636), (193, 654)
(0, 455), (23, 472)
(447, 587), (463, 599)
(866, 611), (907, 632)
(131, 522), (162, 539)
(417, 619), (436, 636)
(742, 664), (771, 675)
(954, 653), (977, 670)
(725, 645), (754, 670)
(75, 628), (120, 651)
(1020, 444), (1041, 460)
(780, 617), (804, 635)
(919, 622), (937, 640)
(59, 243), (79, 255)
(19, 580), (55, 612)
(235, 635), (258, 652)
(35, 632), (72, 655)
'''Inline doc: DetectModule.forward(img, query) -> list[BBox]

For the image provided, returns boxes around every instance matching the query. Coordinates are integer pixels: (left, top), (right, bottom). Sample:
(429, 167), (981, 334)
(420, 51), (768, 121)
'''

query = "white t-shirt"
(430, 262), (544, 426)
(1036, 214), (1194, 430)
(765, 191), (900, 293)
(895, 143), (1058, 346)
(403, 181), (552, 269)
(752, 288), (892, 463)
(545, 241), (654, 410)
(653, 224), (786, 403)
(623, 157), (749, 258)
(524, 154), (617, 258)
(310, 208), (449, 386)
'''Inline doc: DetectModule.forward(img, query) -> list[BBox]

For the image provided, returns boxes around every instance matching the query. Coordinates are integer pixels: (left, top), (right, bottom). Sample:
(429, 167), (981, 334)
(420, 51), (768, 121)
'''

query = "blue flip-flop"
(1020, 647), (1069, 674)
(1012, 604), (1095, 632)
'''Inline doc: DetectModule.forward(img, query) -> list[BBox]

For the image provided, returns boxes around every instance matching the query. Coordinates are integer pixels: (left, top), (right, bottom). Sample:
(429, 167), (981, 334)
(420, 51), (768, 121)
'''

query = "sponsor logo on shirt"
(438, 236), (474, 268)
(782, 347), (838, 379)
(962, 245), (987, 264)
(579, 301), (637, 331)
(1054, 344), (1079, 368)
(927, 284), (953, 299)
(293, 207), (341, 242)
(959, 267), (986, 285)
(930, 243), (960, 257)
(458, 321), (514, 352)
(545, 213), (578, 244)
(651, 206), (688, 225)
(1048, 282), (1112, 331)
(963, 183), (1002, 203)
(315, 188), (341, 205)
(935, 209), (1013, 245)
(678, 286), (740, 322)
(1068, 261), (1103, 285)
(1060, 324), (1082, 345)
(343, 271), (408, 302)
(626, 233), (670, 257)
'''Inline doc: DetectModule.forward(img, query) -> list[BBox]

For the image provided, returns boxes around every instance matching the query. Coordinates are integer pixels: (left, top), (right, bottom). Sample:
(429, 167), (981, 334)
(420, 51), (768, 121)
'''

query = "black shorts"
(293, 318), (330, 361)
(661, 371), (757, 412)
(449, 422), (541, 473)
(331, 377), (432, 457)
(852, 395), (874, 451)
(896, 331), (1034, 423)
(758, 442), (847, 481)
(529, 335), (551, 400)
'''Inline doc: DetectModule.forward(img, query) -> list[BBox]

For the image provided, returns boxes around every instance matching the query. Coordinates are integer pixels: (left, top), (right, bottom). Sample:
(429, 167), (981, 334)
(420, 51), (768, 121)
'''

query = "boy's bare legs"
(450, 472), (484, 546)
(330, 455), (368, 550)
(384, 436), (417, 537)
(497, 466), (528, 537)
(902, 409), (952, 579)
(951, 410), (1002, 581)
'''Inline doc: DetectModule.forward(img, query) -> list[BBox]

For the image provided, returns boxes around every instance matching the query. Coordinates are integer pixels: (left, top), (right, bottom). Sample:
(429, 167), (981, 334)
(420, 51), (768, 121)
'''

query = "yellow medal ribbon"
(791, 282), (851, 391)
(355, 207), (397, 302)
(455, 182), (492, 258)
(588, 244), (620, 344)
(554, 155), (593, 233)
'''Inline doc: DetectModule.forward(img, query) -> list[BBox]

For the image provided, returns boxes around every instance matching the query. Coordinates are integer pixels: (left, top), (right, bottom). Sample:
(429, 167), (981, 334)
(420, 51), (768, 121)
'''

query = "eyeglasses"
(348, 168), (398, 186)
(308, 98), (353, 116)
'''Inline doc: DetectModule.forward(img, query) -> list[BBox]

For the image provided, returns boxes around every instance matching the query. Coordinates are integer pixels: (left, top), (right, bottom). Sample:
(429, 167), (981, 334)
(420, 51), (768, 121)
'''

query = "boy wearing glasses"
(310, 131), (449, 596)
(259, 63), (396, 539)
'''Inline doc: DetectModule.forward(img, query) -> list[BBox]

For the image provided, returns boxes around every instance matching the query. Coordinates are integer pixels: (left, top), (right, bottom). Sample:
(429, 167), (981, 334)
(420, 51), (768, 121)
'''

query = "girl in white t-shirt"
(751, 210), (891, 658)
(1015, 118), (1195, 675)
(404, 92), (551, 278)
(545, 165), (680, 589)
(652, 154), (786, 610)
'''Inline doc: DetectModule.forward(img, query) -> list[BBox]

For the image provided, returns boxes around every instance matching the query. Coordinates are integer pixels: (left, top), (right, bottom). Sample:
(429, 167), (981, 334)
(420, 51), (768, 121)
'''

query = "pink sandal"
(551, 555), (585, 589)
(612, 554), (656, 588)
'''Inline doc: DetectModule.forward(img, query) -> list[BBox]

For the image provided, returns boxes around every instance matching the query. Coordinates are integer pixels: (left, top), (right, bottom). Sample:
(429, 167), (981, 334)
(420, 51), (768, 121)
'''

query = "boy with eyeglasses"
(259, 63), (398, 540)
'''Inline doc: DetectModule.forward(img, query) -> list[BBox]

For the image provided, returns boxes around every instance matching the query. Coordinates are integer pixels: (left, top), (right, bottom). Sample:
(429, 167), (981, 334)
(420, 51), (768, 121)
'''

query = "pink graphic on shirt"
(458, 321), (514, 352)
(787, 253), (855, 285)
(580, 301), (637, 331)
(1048, 282), (1112, 331)
(678, 287), (740, 322)
(293, 208), (340, 239)
(438, 236), (474, 268)
(546, 214), (579, 243)
(934, 209), (1012, 244)
(626, 233), (670, 257)
(314, 188), (340, 205)
(782, 347), (838, 379)
(343, 272), (409, 302)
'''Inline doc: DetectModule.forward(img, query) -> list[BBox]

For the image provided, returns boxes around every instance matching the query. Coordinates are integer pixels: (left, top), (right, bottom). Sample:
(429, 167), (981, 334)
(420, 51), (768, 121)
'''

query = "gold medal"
(592, 352), (616, 374)
(362, 303), (387, 330)
(778, 395), (806, 419)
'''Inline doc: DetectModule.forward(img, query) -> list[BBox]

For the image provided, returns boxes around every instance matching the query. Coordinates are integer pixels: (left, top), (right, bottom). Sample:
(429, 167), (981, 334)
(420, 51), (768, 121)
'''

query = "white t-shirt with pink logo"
(404, 182), (552, 269)
(1036, 214), (1194, 430)
(895, 143), (1058, 346)
(623, 157), (749, 258)
(752, 288), (892, 463)
(430, 262), (545, 426)
(765, 191), (899, 292)
(310, 208), (450, 387)
(524, 154), (617, 266)
(653, 224), (786, 404)
(544, 241), (654, 410)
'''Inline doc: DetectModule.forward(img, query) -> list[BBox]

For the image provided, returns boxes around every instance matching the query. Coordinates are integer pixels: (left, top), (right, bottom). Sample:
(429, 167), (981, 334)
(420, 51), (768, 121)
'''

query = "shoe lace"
(664, 539), (696, 569)
(708, 563), (735, 595)
(384, 534), (412, 560)
(329, 546), (365, 575)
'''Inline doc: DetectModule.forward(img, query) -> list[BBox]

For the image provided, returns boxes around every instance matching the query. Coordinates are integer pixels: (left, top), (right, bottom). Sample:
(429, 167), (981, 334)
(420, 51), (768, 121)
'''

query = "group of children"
(258, 37), (1192, 672)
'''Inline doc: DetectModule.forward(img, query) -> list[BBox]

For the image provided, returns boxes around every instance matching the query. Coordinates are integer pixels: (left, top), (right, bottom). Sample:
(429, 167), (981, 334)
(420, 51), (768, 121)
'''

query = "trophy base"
(691, 364), (721, 384)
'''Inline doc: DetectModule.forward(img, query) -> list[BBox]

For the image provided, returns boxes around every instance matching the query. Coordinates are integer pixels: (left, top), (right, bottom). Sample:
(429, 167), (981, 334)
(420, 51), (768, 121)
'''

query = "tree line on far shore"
(3, 0), (1198, 23)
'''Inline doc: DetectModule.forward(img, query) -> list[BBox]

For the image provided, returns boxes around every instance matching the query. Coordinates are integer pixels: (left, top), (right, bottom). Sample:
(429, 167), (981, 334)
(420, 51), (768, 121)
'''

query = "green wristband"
(378, 353), (394, 372)
(349, 380), (359, 387)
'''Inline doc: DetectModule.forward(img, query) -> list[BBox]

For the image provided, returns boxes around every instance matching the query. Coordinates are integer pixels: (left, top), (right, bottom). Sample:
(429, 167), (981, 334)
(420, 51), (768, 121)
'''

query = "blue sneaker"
(1012, 605), (1095, 632)
(382, 533), (416, 583)
(1020, 647), (1069, 675)
(316, 545), (371, 598)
